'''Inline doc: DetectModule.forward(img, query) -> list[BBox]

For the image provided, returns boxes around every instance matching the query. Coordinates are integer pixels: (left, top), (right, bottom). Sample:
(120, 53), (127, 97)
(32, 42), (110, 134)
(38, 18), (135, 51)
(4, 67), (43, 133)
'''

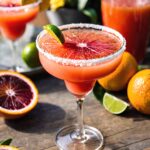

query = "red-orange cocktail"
(0, 0), (41, 71)
(102, 0), (150, 62)
(36, 24), (126, 150)
(0, 1), (40, 40)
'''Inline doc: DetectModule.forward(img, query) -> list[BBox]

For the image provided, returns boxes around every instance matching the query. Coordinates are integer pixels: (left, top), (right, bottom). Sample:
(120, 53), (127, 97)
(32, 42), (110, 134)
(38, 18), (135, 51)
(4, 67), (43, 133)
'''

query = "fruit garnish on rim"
(0, 71), (38, 119)
(43, 24), (65, 44)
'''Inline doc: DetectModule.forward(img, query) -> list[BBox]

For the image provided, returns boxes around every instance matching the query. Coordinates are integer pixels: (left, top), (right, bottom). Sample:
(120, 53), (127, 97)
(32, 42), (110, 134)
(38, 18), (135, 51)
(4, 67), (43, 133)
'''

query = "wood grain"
(0, 74), (150, 150)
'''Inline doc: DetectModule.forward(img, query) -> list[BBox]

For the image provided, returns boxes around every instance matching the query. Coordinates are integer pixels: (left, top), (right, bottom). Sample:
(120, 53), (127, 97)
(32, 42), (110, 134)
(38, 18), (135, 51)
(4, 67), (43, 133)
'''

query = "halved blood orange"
(0, 145), (19, 150)
(0, 71), (38, 119)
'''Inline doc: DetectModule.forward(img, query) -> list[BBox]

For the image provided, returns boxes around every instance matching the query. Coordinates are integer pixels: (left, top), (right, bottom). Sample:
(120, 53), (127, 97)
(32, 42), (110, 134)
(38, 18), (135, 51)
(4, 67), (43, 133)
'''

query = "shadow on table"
(5, 102), (66, 134)
(120, 108), (150, 122)
(31, 74), (66, 94)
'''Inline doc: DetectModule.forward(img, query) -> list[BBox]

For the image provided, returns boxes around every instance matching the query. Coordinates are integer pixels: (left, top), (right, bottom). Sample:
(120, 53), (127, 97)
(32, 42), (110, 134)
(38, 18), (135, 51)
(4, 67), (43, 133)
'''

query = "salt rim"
(0, 0), (41, 11)
(36, 23), (126, 67)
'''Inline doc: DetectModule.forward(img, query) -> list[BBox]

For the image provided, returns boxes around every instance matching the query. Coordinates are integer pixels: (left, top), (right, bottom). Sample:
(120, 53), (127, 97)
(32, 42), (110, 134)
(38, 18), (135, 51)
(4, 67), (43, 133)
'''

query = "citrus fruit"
(0, 71), (38, 119)
(0, 145), (19, 150)
(43, 24), (65, 44)
(40, 26), (122, 59)
(98, 52), (138, 91)
(103, 93), (129, 114)
(22, 42), (41, 68)
(127, 69), (150, 115)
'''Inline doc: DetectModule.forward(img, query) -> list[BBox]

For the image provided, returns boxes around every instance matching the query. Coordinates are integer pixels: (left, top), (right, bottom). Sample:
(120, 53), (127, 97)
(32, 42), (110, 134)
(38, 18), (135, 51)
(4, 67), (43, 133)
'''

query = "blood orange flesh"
(0, 71), (38, 119)
(39, 28), (122, 60)
(0, 75), (33, 110)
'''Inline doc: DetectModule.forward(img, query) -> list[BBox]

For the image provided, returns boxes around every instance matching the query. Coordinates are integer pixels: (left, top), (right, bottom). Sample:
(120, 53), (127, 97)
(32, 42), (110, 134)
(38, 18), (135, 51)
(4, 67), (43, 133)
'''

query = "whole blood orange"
(128, 69), (150, 115)
(0, 71), (38, 119)
(98, 52), (137, 91)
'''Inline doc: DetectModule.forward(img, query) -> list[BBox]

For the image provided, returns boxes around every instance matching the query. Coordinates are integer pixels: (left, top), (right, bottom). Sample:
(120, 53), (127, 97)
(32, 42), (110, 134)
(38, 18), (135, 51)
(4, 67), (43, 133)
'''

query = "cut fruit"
(43, 24), (65, 44)
(103, 93), (129, 114)
(40, 28), (122, 60)
(0, 145), (19, 150)
(0, 71), (38, 119)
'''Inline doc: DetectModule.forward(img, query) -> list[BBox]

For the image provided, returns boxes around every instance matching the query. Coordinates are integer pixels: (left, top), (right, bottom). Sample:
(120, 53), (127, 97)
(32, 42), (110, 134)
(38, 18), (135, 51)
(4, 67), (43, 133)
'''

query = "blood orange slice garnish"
(0, 71), (38, 119)
(39, 28), (122, 60)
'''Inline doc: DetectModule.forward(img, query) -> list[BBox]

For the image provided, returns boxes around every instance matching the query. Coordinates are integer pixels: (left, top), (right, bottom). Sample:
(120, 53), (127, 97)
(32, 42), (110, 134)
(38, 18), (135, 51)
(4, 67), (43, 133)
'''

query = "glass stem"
(76, 98), (85, 139)
(8, 40), (17, 70)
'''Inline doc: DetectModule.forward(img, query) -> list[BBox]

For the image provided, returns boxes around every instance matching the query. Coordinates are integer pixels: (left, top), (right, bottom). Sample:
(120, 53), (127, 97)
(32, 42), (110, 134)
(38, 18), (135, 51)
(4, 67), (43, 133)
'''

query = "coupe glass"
(36, 23), (126, 150)
(0, 0), (41, 71)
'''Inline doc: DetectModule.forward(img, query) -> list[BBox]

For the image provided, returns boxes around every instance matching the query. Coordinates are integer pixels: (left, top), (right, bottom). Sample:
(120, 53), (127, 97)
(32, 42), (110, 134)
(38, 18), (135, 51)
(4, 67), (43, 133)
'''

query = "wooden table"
(1, 13), (150, 150)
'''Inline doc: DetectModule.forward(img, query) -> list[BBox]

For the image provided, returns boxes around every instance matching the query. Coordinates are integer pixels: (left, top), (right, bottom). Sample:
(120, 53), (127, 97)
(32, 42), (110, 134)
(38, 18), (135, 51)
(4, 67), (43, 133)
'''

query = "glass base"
(55, 125), (104, 150)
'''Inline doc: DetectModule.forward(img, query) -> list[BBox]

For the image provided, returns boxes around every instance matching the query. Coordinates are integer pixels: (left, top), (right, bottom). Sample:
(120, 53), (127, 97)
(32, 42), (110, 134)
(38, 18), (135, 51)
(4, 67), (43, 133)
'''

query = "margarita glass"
(0, 0), (41, 71)
(36, 24), (126, 150)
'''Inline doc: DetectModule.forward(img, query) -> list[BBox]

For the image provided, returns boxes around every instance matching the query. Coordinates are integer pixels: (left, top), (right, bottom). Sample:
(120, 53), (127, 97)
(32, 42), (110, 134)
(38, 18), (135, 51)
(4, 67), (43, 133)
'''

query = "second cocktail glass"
(36, 23), (126, 150)
(0, 0), (41, 71)
(101, 0), (150, 63)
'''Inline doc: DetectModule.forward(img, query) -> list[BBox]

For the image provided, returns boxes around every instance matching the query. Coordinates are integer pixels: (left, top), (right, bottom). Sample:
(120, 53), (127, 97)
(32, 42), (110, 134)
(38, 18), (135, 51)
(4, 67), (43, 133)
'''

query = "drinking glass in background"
(0, 0), (41, 71)
(101, 0), (150, 63)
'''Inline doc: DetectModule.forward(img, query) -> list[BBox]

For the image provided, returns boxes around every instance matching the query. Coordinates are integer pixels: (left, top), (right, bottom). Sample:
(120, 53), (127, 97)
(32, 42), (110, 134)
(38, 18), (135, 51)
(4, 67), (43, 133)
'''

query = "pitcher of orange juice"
(101, 0), (150, 63)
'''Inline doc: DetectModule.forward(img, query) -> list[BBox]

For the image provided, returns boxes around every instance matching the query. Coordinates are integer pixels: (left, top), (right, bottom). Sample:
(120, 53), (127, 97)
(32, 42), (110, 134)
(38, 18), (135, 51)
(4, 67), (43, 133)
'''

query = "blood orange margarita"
(37, 24), (125, 97)
(36, 24), (126, 150)
(0, 1), (40, 40)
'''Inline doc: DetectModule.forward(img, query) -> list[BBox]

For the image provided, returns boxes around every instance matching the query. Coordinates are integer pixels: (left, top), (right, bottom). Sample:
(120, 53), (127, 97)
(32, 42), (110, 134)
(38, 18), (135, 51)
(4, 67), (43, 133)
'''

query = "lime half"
(103, 93), (129, 114)
(43, 24), (65, 44)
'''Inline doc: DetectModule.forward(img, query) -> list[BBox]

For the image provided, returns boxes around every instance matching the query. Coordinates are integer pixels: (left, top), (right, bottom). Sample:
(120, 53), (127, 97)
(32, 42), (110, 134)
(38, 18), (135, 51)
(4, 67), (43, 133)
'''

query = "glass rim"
(0, 0), (41, 11)
(36, 23), (126, 66)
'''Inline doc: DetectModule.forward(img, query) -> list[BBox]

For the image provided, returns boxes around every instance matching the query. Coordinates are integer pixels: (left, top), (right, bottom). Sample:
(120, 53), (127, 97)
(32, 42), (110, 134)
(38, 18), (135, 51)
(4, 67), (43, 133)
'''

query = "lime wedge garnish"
(103, 93), (129, 114)
(43, 24), (65, 44)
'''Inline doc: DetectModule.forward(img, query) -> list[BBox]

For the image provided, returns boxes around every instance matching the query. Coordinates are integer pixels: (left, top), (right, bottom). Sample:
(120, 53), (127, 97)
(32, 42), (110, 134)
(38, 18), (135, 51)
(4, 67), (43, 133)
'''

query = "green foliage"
(78, 0), (88, 10)
(0, 138), (12, 145)
(82, 8), (98, 23)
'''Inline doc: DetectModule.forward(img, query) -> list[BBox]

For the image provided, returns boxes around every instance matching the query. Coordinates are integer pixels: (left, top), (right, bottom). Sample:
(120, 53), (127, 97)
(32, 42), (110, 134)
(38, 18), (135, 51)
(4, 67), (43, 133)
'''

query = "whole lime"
(22, 42), (41, 68)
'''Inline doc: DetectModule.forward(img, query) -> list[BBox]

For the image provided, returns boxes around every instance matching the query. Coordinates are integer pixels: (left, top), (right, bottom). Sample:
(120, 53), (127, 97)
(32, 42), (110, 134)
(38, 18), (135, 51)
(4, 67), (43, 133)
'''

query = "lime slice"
(103, 93), (129, 114)
(43, 24), (65, 44)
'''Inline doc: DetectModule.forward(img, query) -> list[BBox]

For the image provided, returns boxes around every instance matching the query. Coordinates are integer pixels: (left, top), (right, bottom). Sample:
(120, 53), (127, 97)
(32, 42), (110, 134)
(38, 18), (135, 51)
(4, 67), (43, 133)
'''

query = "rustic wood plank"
(0, 74), (150, 150)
